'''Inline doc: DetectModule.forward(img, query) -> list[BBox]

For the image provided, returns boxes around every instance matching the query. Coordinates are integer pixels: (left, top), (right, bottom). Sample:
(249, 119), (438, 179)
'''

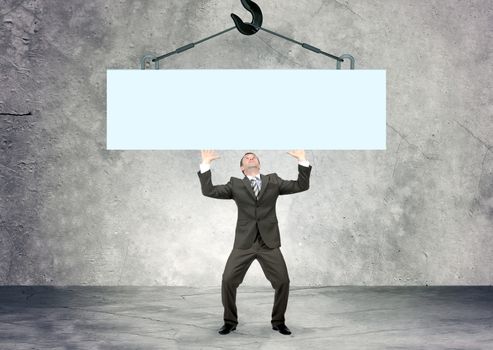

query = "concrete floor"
(0, 286), (492, 350)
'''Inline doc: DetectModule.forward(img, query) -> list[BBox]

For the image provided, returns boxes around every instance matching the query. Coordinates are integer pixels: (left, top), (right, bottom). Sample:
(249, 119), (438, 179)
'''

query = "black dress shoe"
(272, 323), (291, 335)
(218, 323), (236, 335)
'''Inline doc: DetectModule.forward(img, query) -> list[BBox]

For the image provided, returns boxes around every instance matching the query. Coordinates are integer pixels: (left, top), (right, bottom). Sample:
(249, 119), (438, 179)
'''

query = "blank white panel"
(106, 69), (386, 150)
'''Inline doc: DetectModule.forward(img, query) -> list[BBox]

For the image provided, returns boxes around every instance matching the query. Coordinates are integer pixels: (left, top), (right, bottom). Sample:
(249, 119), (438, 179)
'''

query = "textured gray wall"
(1, 0), (492, 286)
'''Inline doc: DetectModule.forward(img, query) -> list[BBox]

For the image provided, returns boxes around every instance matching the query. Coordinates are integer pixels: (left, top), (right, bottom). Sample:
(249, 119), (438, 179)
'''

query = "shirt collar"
(247, 174), (261, 181)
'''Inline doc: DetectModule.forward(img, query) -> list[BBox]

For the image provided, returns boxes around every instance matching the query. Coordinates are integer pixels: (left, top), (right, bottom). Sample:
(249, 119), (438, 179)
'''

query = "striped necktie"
(250, 177), (260, 198)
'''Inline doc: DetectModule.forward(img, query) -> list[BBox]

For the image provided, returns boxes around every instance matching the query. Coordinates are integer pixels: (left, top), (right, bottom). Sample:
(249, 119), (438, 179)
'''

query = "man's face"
(241, 153), (260, 174)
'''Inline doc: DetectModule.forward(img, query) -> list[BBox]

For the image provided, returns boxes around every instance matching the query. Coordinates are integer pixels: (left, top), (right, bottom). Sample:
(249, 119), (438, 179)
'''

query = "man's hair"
(240, 152), (260, 174)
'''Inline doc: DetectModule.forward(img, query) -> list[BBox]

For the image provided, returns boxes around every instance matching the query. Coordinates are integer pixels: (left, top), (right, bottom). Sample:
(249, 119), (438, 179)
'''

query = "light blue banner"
(106, 69), (386, 150)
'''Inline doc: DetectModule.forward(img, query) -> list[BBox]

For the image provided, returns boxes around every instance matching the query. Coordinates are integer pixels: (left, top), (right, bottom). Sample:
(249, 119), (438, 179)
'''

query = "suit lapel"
(257, 174), (269, 201)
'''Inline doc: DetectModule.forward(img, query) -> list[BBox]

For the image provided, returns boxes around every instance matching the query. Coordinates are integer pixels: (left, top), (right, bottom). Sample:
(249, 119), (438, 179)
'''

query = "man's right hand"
(201, 150), (220, 164)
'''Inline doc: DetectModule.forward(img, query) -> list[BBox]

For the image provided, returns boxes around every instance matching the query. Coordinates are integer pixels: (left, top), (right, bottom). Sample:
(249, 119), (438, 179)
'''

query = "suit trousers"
(221, 230), (290, 327)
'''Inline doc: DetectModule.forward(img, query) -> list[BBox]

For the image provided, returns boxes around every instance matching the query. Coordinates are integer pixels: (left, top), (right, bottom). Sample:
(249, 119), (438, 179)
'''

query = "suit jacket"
(197, 164), (312, 249)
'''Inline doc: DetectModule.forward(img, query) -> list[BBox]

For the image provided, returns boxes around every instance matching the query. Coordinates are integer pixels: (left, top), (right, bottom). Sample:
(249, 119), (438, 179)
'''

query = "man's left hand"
(287, 150), (306, 161)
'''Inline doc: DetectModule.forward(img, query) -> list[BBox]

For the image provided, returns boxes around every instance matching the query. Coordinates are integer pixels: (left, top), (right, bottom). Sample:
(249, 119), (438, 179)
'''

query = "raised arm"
(197, 150), (233, 199)
(277, 150), (312, 195)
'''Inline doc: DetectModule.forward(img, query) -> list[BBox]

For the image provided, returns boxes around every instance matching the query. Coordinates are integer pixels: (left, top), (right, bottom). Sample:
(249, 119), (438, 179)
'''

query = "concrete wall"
(1, 0), (491, 286)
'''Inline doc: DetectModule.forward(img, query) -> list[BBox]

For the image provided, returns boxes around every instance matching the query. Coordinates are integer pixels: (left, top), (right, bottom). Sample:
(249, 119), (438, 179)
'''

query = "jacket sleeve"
(197, 169), (233, 199)
(276, 164), (312, 195)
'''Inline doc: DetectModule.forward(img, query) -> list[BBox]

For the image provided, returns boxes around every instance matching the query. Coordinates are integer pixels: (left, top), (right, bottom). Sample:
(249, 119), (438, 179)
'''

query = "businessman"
(197, 150), (312, 335)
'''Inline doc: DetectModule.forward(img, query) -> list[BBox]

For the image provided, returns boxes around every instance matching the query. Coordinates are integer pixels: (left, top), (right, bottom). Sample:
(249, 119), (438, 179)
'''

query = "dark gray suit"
(198, 164), (312, 327)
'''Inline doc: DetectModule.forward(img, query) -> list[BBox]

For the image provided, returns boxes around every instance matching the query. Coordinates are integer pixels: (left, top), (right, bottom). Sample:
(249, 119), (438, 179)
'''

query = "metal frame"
(141, 1), (355, 70)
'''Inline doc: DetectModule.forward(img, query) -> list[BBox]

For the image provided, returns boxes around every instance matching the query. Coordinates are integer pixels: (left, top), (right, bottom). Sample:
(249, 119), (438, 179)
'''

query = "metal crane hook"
(231, 0), (263, 35)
